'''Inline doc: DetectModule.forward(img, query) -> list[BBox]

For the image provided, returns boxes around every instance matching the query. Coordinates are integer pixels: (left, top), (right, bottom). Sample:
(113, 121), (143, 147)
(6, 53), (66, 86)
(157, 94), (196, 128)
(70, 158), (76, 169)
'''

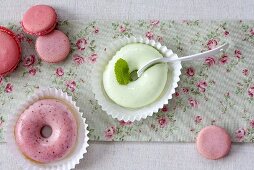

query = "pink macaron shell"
(36, 30), (70, 63)
(196, 125), (231, 160)
(0, 26), (21, 76)
(22, 5), (57, 36)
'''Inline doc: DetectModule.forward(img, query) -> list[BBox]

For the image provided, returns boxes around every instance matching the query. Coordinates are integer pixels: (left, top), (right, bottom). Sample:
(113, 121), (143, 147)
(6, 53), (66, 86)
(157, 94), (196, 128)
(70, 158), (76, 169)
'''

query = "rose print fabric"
(0, 20), (254, 142)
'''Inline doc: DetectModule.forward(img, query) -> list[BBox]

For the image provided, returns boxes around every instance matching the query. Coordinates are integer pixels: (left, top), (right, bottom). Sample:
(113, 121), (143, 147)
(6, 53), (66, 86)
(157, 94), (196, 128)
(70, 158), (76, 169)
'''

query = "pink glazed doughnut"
(15, 99), (77, 163)
(196, 125), (231, 160)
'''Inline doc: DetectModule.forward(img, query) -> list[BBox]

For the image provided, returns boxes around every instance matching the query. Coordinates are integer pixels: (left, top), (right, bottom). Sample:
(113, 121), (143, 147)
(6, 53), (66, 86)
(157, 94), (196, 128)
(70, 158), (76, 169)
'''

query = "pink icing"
(15, 99), (77, 163)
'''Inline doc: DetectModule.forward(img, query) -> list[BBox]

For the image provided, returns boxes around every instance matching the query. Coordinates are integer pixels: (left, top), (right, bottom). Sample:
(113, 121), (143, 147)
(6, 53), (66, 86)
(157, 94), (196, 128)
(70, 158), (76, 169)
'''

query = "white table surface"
(1, 0), (254, 170)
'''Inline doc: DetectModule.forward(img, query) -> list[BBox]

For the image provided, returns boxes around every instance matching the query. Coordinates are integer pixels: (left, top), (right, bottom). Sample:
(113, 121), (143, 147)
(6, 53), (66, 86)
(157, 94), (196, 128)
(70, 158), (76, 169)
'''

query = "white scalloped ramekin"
(92, 37), (182, 122)
(6, 88), (89, 170)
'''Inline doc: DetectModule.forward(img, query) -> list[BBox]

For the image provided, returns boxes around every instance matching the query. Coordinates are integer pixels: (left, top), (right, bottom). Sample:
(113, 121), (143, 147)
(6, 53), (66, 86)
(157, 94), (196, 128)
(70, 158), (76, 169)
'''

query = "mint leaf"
(114, 58), (131, 85)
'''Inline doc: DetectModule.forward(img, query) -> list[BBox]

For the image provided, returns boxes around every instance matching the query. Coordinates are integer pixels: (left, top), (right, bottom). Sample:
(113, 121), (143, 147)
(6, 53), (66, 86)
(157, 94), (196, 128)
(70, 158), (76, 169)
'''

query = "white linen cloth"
(0, 0), (253, 170)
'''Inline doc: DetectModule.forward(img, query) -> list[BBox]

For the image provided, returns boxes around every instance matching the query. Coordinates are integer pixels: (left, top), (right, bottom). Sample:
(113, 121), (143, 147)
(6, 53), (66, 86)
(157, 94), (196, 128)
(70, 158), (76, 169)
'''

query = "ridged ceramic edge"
(92, 36), (182, 122)
(5, 88), (89, 170)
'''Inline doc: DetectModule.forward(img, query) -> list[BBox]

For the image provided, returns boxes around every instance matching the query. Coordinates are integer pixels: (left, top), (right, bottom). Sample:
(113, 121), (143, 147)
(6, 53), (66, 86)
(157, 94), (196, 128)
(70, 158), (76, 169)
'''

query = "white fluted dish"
(92, 37), (182, 122)
(6, 88), (89, 170)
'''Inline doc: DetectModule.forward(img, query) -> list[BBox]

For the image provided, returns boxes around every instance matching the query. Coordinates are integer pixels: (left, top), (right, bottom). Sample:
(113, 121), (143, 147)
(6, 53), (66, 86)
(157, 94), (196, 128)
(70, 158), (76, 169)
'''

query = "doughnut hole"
(40, 125), (52, 138)
(14, 99), (78, 163)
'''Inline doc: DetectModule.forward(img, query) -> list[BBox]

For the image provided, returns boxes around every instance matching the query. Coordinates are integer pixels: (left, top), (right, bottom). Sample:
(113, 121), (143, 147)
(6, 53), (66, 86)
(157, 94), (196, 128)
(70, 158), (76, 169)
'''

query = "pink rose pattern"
(23, 55), (36, 67)
(234, 49), (242, 59)
(104, 126), (116, 140)
(16, 33), (33, 44)
(0, 20), (254, 142)
(21, 54), (40, 76)
(188, 98), (198, 108)
(145, 31), (154, 40)
(72, 53), (98, 64)
(161, 105), (169, 112)
(250, 28), (254, 35)
(194, 116), (202, 124)
(28, 67), (37, 76)
(186, 67), (195, 77)
(88, 53), (98, 64)
(93, 26), (99, 34)
(72, 54), (85, 65)
(219, 54), (229, 65)
(55, 67), (64, 77)
(204, 57), (216, 67)
(242, 69), (249, 76)
(112, 22), (133, 38)
(157, 116), (169, 128)
(250, 120), (254, 128)
(196, 80), (208, 93)
(5, 83), (13, 93)
(207, 39), (218, 50)
(76, 38), (88, 50)
(182, 87), (189, 94)
(175, 92), (180, 97)
(224, 31), (229, 36)
(119, 120), (132, 126)
(235, 128), (246, 142)
(119, 25), (126, 33)
(66, 80), (77, 92)
(150, 20), (160, 26)
(248, 86), (254, 97)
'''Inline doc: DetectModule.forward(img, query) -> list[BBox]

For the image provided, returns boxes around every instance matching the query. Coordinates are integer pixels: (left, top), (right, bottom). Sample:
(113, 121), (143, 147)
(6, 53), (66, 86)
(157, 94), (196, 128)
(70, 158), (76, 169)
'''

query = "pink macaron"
(22, 5), (57, 36)
(35, 30), (70, 63)
(0, 26), (21, 76)
(196, 125), (231, 160)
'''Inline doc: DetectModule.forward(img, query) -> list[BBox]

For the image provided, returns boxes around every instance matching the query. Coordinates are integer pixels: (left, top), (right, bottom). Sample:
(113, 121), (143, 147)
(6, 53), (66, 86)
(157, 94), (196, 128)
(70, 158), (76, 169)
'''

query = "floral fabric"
(0, 20), (254, 142)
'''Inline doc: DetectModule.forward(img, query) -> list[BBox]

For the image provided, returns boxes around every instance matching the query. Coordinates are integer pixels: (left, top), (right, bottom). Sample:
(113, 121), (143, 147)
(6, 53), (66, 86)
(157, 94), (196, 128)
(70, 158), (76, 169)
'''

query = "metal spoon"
(130, 43), (229, 81)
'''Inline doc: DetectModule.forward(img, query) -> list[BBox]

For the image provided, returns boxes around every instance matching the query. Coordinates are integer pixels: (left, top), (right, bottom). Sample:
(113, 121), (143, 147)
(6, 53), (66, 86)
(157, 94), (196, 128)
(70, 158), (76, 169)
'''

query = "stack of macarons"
(22, 5), (70, 63)
(0, 5), (71, 77)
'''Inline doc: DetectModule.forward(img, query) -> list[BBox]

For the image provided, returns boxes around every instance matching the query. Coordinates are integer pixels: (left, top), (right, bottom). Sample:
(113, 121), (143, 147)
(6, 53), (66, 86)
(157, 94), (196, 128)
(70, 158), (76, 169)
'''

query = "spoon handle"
(137, 43), (229, 77)
(166, 43), (229, 62)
